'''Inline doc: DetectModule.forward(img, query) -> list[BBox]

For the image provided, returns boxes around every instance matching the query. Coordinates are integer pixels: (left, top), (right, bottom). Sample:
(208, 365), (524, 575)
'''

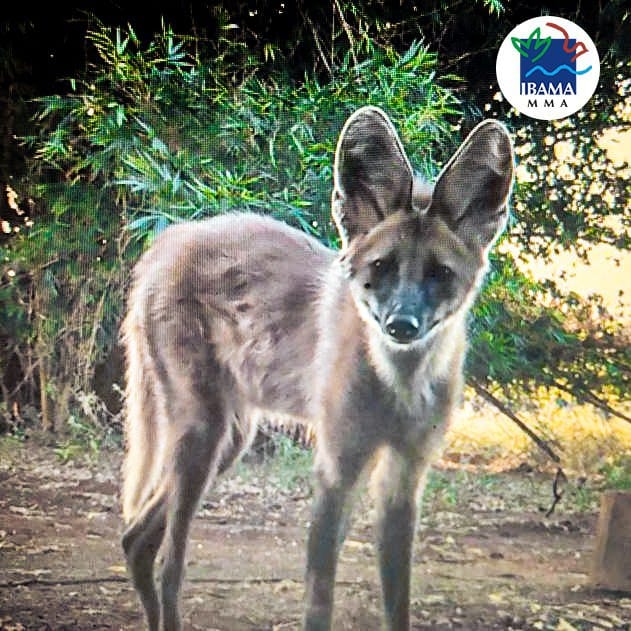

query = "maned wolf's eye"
(364, 257), (396, 290)
(426, 263), (454, 283)
(372, 256), (396, 274)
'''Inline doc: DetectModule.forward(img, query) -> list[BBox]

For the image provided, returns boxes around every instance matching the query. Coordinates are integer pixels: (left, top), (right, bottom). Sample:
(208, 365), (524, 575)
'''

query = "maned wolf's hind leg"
(123, 413), (227, 631)
(160, 419), (226, 631)
(372, 448), (424, 631)
(122, 312), (230, 631)
(122, 484), (168, 631)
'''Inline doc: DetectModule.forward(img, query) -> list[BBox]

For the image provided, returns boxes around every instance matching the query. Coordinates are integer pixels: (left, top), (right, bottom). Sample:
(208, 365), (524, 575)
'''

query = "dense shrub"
(1, 13), (628, 446)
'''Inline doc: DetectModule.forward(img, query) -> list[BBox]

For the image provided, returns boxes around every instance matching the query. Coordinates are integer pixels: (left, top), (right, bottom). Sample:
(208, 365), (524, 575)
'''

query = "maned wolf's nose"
(385, 313), (420, 343)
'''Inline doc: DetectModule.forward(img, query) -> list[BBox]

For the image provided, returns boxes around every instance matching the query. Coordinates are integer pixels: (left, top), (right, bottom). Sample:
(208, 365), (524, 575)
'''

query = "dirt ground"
(0, 438), (629, 631)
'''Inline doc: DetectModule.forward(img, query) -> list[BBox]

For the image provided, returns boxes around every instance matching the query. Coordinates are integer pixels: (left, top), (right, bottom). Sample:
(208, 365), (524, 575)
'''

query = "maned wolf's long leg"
(159, 420), (225, 631)
(373, 448), (424, 631)
(123, 308), (230, 630)
(122, 490), (168, 631)
(303, 482), (348, 631)
(303, 448), (370, 631)
(123, 411), (227, 631)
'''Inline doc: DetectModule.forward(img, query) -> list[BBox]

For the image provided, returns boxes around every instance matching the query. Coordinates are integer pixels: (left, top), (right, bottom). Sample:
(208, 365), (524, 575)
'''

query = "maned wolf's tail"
(120, 298), (162, 524)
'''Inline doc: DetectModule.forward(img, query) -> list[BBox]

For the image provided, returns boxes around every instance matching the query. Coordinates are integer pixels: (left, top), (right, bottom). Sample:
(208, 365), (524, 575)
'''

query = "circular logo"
(496, 16), (600, 120)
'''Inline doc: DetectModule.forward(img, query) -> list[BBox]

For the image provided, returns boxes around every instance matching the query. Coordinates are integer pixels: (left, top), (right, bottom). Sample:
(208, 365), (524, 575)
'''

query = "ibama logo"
(496, 16), (600, 120)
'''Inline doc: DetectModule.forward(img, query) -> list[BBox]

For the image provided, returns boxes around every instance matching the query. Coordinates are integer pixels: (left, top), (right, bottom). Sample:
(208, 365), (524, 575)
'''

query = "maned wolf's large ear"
(430, 120), (514, 251)
(332, 106), (413, 248)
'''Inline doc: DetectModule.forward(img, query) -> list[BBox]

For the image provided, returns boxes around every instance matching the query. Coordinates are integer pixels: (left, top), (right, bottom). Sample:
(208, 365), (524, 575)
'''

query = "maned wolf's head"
(333, 106), (514, 346)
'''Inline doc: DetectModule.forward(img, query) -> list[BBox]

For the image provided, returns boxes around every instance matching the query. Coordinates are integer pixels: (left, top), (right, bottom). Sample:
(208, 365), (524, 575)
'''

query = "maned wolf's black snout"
(385, 313), (420, 343)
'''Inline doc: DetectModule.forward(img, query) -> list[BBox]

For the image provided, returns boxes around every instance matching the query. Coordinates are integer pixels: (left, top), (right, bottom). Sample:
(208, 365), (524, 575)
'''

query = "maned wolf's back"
(127, 213), (334, 416)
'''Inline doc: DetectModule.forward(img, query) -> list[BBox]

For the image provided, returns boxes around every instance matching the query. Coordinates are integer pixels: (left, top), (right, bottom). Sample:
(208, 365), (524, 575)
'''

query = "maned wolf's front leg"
(373, 448), (424, 631)
(303, 482), (348, 631)
(304, 447), (369, 631)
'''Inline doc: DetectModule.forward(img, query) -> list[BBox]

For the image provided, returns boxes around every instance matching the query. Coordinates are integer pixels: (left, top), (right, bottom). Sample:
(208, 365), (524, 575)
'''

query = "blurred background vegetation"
(0, 0), (629, 476)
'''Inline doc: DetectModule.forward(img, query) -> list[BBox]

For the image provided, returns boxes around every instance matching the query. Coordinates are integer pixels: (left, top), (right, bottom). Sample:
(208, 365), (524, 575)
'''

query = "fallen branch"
(545, 467), (568, 517)
(0, 576), (128, 588)
(0, 576), (369, 589)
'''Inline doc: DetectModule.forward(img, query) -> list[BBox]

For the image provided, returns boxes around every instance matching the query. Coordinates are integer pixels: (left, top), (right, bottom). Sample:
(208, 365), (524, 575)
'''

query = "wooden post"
(591, 491), (631, 592)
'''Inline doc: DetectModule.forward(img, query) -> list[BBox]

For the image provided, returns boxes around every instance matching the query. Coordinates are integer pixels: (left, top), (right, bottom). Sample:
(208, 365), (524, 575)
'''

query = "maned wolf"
(121, 106), (514, 630)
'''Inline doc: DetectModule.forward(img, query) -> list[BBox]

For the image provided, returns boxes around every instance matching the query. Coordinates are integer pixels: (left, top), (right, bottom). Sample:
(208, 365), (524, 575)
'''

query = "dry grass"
(447, 388), (631, 475)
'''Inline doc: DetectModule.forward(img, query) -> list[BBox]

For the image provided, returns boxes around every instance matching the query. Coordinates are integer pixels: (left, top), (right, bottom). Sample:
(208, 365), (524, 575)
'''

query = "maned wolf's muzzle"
(383, 296), (439, 345)
(384, 313), (420, 343)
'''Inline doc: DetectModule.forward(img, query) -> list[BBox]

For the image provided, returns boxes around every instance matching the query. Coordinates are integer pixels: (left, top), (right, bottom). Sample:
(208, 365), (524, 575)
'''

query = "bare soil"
(0, 438), (629, 630)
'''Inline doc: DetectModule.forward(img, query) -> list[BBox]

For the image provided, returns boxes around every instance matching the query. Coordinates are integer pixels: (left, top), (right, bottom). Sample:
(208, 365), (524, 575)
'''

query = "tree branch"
(553, 380), (631, 425)
(469, 379), (561, 464)
(333, 0), (358, 71)
(301, 9), (332, 77)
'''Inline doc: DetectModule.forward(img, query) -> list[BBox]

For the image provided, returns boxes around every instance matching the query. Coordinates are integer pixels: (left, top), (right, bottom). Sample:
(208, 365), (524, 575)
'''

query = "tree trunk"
(39, 357), (53, 432)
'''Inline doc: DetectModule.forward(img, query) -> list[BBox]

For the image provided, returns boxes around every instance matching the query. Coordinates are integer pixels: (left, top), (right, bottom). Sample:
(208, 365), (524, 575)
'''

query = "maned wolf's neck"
(367, 315), (466, 411)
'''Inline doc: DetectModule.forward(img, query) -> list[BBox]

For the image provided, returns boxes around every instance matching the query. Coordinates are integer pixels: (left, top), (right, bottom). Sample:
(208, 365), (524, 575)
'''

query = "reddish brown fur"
(121, 107), (513, 631)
